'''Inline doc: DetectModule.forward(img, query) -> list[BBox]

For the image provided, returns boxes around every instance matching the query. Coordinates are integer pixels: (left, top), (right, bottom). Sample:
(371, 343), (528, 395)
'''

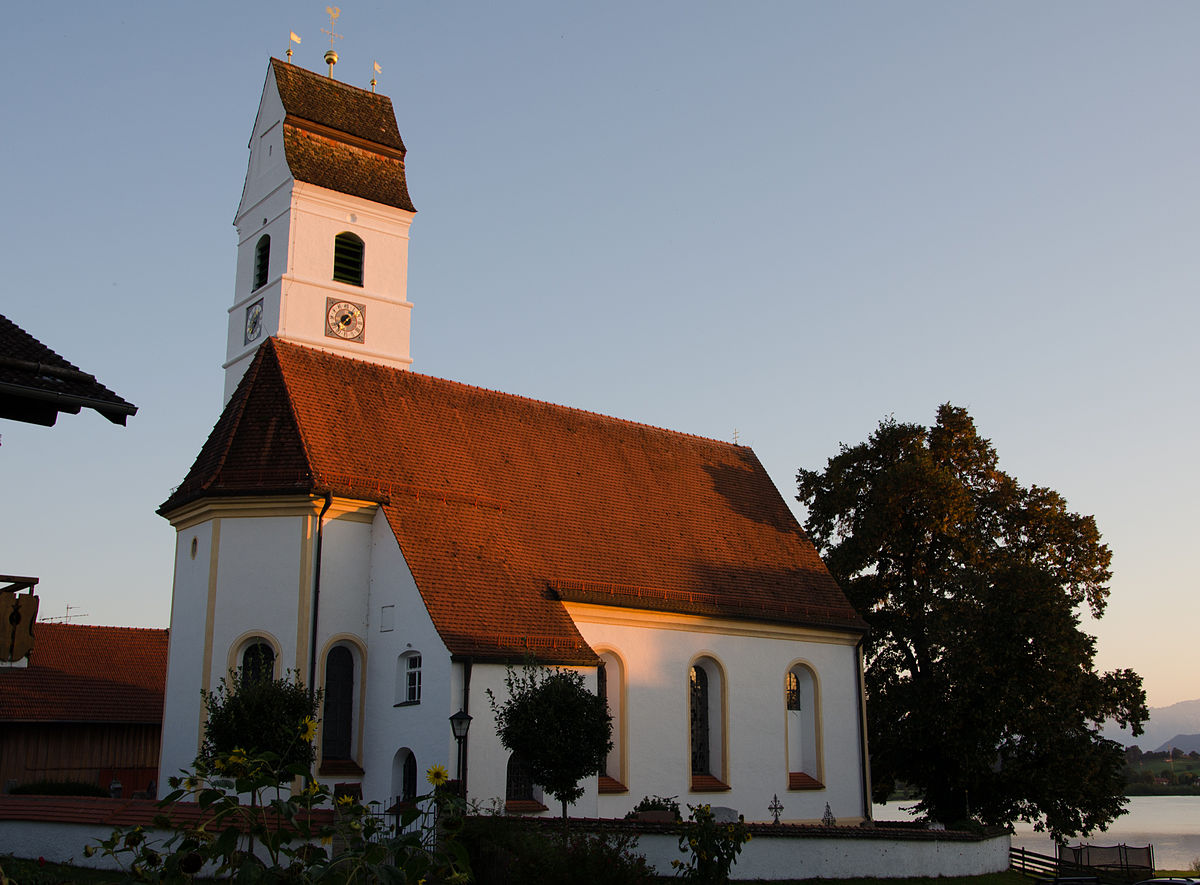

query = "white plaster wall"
(573, 614), (867, 824)
(159, 522), (217, 783)
(631, 830), (1012, 880)
(360, 511), (457, 804)
(277, 185), (413, 365)
(0, 817), (1010, 880)
(209, 515), (307, 680)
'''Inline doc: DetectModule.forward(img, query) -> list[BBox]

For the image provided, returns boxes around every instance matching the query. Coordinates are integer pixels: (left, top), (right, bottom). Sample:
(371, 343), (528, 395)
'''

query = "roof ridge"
(272, 339), (747, 452)
(37, 623), (168, 633)
(270, 57), (390, 102)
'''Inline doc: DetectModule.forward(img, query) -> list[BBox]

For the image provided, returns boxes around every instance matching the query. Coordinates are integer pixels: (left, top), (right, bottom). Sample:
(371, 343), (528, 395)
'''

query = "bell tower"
(224, 58), (417, 402)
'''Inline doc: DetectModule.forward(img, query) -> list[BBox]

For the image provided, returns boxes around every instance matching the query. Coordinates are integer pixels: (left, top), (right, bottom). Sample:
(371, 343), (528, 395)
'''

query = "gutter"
(855, 632), (872, 821)
(307, 492), (333, 700)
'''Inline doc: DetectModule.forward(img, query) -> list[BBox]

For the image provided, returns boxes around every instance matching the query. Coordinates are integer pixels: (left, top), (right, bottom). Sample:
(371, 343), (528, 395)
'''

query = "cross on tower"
(322, 6), (343, 76)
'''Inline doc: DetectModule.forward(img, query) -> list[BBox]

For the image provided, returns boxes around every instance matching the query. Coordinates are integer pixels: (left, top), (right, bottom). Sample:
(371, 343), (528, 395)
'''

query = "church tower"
(224, 59), (417, 402)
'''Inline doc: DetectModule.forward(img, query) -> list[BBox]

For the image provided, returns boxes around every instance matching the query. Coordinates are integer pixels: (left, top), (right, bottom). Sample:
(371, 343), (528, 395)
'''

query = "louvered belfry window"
(253, 235), (270, 290)
(333, 232), (365, 286)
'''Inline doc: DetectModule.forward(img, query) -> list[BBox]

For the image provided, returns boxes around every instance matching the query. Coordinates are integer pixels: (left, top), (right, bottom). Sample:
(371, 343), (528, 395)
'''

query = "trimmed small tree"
(488, 663), (612, 822)
(200, 667), (321, 778)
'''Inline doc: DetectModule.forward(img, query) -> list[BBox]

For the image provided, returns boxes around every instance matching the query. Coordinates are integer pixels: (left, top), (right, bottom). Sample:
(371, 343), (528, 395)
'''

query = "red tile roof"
(0, 623), (167, 723)
(163, 340), (865, 663)
(270, 59), (415, 212)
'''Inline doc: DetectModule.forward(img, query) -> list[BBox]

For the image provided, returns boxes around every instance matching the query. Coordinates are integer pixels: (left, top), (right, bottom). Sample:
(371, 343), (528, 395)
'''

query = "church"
(157, 58), (872, 825)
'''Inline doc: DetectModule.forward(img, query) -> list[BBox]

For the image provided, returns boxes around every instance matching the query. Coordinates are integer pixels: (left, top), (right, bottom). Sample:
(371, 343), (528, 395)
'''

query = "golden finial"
(371, 60), (381, 93)
(287, 30), (301, 63)
(322, 6), (343, 77)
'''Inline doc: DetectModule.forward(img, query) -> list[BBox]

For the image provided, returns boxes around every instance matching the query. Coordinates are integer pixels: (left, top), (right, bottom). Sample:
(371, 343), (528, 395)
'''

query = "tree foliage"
(797, 404), (1147, 839)
(488, 663), (613, 821)
(200, 668), (321, 777)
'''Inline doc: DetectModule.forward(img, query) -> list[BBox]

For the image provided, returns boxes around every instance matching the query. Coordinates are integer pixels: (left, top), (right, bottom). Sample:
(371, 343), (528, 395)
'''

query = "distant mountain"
(1104, 698), (1200, 751)
(1155, 734), (1200, 754)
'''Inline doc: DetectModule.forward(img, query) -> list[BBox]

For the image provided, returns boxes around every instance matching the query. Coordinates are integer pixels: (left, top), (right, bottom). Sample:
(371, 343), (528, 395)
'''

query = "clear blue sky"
(3, 3), (1196, 708)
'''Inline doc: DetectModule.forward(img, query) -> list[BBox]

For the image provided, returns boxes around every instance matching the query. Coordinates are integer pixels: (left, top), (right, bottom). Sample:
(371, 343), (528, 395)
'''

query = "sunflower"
(300, 716), (318, 743)
(426, 764), (450, 787)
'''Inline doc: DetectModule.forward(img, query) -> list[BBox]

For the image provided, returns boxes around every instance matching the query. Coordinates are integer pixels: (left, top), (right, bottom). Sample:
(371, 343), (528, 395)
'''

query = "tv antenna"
(43, 603), (88, 624)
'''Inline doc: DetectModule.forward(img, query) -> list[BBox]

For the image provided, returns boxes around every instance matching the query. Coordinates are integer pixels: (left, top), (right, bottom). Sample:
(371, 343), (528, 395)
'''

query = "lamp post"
(449, 709), (472, 798)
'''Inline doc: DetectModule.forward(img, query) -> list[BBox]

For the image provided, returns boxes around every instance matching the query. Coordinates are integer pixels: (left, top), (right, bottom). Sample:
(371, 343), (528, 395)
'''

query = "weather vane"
(371, 60), (381, 93)
(287, 30), (301, 63)
(322, 6), (343, 77)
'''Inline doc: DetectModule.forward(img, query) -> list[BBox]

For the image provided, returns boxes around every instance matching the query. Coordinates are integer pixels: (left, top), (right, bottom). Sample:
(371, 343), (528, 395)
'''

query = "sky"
(2, 3), (1196, 709)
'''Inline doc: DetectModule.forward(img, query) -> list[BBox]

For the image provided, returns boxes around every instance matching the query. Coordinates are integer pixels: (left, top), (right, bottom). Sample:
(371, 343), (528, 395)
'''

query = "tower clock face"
(326, 298), (366, 342)
(244, 300), (264, 344)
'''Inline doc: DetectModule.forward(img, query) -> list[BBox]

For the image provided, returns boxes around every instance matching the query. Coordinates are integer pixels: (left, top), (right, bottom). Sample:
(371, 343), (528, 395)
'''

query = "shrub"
(625, 794), (680, 820)
(463, 817), (652, 885)
(200, 667), (320, 776)
(88, 722), (471, 883)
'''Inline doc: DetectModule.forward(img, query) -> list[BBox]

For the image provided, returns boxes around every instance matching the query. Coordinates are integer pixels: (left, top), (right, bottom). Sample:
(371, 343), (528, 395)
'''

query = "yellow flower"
(337, 794), (355, 807)
(300, 716), (318, 743)
(426, 764), (449, 787)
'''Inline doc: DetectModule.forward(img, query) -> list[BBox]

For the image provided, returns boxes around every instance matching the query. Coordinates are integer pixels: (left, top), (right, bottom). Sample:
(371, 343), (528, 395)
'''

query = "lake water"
(874, 795), (1200, 871)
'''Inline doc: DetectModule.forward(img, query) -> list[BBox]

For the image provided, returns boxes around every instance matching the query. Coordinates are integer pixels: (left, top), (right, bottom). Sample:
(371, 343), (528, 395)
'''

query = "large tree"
(489, 663), (612, 822)
(797, 404), (1146, 839)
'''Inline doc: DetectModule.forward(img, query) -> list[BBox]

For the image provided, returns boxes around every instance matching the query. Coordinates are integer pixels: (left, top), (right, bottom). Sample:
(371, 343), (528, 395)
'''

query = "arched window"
(505, 752), (544, 812)
(689, 656), (728, 789)
(241, 641), (275, 682)
(322, 645), (355, 760)
(786, 664), (823, 789)
(690, 666), (710, 775)
(390, 748), (418, 806)
(402, 752), (417, 801)
(395, 651), (422, 705)
(332, 232), (365, 286)
(253, 234), (270, 290)
(597, 651), (626, 791)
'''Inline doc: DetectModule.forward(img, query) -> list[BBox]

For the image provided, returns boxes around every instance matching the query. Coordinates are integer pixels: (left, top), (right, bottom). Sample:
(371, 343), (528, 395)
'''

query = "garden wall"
(0, 796), (1010, 880)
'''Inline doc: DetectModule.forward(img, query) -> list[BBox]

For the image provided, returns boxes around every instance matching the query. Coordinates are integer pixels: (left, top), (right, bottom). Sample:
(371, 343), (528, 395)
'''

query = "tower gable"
(224, 60), (417, 403)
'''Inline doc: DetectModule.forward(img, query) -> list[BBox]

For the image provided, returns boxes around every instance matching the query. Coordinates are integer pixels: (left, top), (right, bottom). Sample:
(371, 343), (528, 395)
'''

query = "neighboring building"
(158, 58), (872, 824)
(0, 314), (137, 427)
(0, 624), (167, 797)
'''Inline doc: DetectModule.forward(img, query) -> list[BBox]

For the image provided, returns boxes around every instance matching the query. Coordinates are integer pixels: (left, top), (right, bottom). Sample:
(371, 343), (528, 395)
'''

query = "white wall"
(360, 509), (456, 805)
(159, 520), (216, 783)
(568, 607), (867, 824)
(0, 813), (1010, 880)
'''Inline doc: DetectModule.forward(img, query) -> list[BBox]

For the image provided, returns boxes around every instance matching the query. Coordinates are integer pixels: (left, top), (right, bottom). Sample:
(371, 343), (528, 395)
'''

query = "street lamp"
(449, 709), (472, 797)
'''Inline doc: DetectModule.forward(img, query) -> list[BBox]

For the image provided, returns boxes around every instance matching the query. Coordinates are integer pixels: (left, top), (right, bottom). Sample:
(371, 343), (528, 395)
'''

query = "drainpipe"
(855, 632), (872, 822)
(307, 492), (333, 700)
(461, 658), (473, 796)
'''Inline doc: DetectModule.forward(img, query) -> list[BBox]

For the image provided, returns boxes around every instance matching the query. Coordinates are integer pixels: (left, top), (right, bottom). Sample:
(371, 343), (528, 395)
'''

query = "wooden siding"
(0, 723), (161, 798)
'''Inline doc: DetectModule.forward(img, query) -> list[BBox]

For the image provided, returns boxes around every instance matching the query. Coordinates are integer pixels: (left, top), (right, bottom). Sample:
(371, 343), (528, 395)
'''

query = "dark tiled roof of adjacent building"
(0, 623), (167, 724)
(0, 315), (137, 427)
(163, 339), (865, 663)
(270, 59), (415, 212)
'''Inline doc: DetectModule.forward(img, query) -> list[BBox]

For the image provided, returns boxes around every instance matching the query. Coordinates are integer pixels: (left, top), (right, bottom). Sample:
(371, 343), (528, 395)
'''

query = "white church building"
(158, 58), (873, 825)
